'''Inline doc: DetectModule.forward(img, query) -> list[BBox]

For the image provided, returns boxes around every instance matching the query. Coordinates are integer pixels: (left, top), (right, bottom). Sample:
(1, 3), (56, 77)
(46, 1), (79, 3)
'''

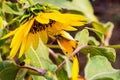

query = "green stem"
(106, 44), (120, 49)
(19, 66), (47, 75)
(1, 0), (5, 18)
(47, 44), (60, 49)
(27, 0), (34, 5)
(6, 16), (21, 27)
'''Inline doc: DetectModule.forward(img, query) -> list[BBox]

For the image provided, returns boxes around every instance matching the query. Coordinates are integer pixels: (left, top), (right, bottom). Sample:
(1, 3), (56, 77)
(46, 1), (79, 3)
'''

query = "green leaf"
(32, 75), (45, 80)
(88, 36), (100, 46)
(75, 29), (89, 46)
(81, 47), (116, 62)
(25, 40), (57, 80)
(64, 58), (72, 78)
(35, 39), (51, 62)
(56, 68), (69, 80)
(15, 69), (28, 80)
(0, 61), (27, 80)
(0, 61), (19, 80)
(39, 58), (57, 73)
(33, 0), (98, 21)
(25, 40), (56, 70)
(57, 54), (72, 79)
(0, 29), (8, 46)
(85, 55), (120, 80)
(90, 70), (120, 80)
(25, 40), (49, 68)
(92, 22), (114, 36)
(2, 3), (22, 15)
(86, 27), (104, 43)
(0, 61), (16, 71)
(0, 67), (19, 80)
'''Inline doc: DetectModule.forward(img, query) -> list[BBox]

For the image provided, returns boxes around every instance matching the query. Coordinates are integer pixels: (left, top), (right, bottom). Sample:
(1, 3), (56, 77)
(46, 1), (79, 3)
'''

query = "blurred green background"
(91, 0), (120, 69)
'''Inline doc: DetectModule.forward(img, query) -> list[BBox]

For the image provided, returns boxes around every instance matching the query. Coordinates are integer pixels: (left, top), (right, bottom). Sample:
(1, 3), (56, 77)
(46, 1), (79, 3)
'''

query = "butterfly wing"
(56, 31), (77, 56)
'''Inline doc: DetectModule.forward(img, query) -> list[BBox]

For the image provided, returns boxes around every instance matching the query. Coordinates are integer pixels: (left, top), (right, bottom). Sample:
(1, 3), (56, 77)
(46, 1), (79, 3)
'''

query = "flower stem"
(106, 44), (120, 49)
(19, 66), (47, 76)
(55, 45), (88, 72)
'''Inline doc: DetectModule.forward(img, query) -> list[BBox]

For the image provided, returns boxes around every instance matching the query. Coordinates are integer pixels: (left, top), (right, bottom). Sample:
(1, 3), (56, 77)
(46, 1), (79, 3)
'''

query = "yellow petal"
(25, 33), (32, 51)
(68, 21), (86, 26)
(35, 13), (49, 24)
(72, 57), (79, 80)
(38, 30), (48, 43)
(24, 19), (34, 37)
(62, 14), (87, 21)
(47, 25), (57, 36)
(42, 13), (87, 24)
(9, 26), (24, 58)
(8, 41), (21, 58)
(6, 19), (33, 58)
(10, 19), (34, 48)
(10, 27), (25, 48)
(19, 19), (34, 57)
(42, 13), (68, 23)
(63, 26), (77, 31)
(19, 37), (27, 58)
(31, 33), (39, 50)
(0, 29), (17, 40)
(24, 58), (31, 65)
(52, 22), (77, 31)
(10, 28), (23, 48)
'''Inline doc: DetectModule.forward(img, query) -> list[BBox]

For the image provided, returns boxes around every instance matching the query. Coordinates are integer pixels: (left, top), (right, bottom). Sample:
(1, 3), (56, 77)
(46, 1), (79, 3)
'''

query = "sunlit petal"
(24, 19), (34, 37)
(62, 14), (87, 21)
(10, 30), (23, 48)
(19, 37), (27, 58)
(63, 26), (77, 31)
(38, 30), (48, 44)
(25, 33), (32, 51)
(10, 23), (27, 48)
(8, 41), (21, 58)
(68, 21), (86, 26)
(31, 33), (39, 50)
(42, 13), (87, 24)
(52, 22), (77, 31)
(42, 13), (68, 23)
(35, 13), (49, 24)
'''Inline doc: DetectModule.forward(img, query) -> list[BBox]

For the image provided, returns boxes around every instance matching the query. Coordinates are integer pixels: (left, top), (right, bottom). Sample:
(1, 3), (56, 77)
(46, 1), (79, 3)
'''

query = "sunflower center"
(30, 20), (55, 33)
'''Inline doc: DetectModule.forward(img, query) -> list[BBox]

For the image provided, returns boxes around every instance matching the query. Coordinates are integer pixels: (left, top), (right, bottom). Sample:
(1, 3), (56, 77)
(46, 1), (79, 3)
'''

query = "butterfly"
(55, 31), (78, 57)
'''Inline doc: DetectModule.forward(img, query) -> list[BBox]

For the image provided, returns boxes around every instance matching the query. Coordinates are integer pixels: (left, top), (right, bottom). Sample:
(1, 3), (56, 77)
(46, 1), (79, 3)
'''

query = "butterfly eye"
(66, 52), (68, 54)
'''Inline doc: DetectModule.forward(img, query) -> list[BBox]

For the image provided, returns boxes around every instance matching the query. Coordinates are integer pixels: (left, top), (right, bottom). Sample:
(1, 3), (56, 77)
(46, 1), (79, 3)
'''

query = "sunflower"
(1, 4), (87, 58)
